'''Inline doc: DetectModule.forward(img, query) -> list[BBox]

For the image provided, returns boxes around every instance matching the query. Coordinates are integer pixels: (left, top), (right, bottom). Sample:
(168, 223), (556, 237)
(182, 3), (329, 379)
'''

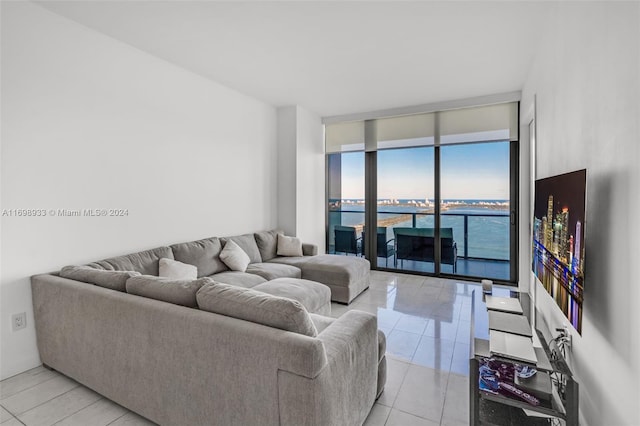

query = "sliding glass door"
(377, 147), (435, 272)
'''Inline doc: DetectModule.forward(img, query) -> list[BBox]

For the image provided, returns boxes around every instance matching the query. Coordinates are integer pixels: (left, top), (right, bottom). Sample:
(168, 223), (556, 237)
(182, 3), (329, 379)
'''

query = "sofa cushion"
(159, 258), (197, 280)
(196, 282), (318, 337)
(87, 246), (174, 276)
(265, 256), (309, 267)
(277, 234), (303, 257)
(60, 265), (140, 292)
(271, 254), (368, 284)
(209, 271), (267, 288)
(245, 263), (301, 281)
(219, 240), (251, 272)
(170, 237), (227, 277)
(254, 229), (283, 262)
(126, 275), (211, 308)
(221, 234), (262, 264)
(253, 278), (331, 315)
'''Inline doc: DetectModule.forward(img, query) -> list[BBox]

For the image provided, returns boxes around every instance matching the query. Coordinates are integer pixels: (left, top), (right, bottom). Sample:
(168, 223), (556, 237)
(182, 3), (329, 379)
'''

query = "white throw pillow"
(219, 240), (251, 272)
(277, 234), (303, 257)
(159, 258), (198, 280)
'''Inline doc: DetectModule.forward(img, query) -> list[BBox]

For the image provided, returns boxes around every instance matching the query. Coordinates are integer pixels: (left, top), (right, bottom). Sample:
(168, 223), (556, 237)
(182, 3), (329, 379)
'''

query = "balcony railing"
(328, 209), (510, 262)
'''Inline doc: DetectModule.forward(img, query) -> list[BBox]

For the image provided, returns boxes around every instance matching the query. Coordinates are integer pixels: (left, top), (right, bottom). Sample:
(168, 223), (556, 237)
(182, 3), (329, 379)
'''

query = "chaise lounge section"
(269, 254), (370, 304)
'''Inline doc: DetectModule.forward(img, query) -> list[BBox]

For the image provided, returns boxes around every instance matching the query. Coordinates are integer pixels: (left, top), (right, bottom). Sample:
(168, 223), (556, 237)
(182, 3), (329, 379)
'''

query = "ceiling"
(35, 1), (553, 118)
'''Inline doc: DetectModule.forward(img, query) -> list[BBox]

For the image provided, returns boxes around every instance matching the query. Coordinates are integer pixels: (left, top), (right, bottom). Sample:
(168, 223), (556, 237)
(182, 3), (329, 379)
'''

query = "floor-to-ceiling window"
(440, 141), (511, 280)
(325, 101), (519, 284)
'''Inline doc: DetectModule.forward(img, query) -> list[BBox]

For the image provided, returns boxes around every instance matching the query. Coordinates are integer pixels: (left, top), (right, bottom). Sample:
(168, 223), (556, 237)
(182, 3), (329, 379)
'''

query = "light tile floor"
(377, 258), (510, 283)
(1, 271), (477, 426)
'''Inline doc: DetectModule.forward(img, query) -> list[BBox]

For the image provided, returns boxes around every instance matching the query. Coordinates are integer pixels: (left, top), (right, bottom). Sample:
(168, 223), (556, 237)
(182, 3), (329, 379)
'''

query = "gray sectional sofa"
(31, 230), (385, 425)
(85, 229), (370, 304)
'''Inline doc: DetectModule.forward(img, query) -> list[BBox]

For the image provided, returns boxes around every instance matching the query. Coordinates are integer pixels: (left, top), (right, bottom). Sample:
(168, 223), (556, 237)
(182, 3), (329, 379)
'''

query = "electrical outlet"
(12, 312), (27, 332)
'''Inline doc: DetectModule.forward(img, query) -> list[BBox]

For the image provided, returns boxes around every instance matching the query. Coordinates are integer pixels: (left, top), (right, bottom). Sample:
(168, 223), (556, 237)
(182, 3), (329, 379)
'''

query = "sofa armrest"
(315, 310), (377, 360)
(277, 310), (378, 425)
(302, 243), (318, 256)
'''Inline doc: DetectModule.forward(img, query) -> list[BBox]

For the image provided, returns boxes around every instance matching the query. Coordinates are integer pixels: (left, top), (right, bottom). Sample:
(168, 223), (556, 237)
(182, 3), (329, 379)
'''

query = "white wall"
(276, 107), (298, 237)
(0, 2), (278, 380)
(521, 2), (640, 424)
(276, 106), (325, 251)
(294, 107), (325, 253)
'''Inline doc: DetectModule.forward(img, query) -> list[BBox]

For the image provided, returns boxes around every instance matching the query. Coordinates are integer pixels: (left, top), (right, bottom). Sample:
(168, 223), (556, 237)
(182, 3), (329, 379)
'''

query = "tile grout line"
(375, 403), (392, 426)
(12, 384), (80, 419)
(105, 411), (130, 426)
(1, 401), (20, 421)
(0, 367), (49, 384)
(1, 410), (27, 426)
(0, 372), (61, 403)
(438, 369), (455, 426)
(387, 405), (443, 425)
(379, 358), (410, 411)
(51, 397), (105, 426)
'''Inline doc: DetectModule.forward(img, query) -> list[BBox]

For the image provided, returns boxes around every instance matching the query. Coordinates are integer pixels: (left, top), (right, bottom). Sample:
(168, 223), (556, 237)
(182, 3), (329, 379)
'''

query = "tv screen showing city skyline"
(532, 169), (586, 334)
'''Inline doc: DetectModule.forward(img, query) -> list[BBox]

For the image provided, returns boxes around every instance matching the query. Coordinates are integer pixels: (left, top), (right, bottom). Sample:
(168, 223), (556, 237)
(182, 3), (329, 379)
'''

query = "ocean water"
(330, 200), (510, 260)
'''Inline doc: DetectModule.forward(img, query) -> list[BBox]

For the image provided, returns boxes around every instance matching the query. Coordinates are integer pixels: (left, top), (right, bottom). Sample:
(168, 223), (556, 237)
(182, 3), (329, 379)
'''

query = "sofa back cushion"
(196, 281), (318, 337)
(254, 229), (284, 262)
(126, 275), (211, 308)
(170, 237), (228, 277)
(221, 234), (262, 264)
(87, 246), (174, 276)
(60, 265), (140, 292)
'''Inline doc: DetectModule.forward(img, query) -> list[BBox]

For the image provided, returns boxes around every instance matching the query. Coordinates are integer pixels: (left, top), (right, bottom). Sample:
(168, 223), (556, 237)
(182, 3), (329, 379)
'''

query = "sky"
(340, 141), (510, 200)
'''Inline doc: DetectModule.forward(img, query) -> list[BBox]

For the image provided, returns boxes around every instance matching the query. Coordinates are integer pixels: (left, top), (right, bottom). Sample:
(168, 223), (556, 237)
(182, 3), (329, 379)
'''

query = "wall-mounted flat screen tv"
(532, 169), (586, 334)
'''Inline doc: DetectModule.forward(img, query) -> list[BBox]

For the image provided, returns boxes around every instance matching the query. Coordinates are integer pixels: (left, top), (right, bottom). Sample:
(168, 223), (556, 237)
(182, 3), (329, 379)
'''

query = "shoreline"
(331, 203), (510, 213)
(341, 204), (509, 232)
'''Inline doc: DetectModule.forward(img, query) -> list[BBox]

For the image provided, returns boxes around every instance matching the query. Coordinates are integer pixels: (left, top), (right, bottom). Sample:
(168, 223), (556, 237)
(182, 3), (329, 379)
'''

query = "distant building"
(569, 234), (574, 263)
(545, 195), (554, 250)
(533, 217), (542, 242)
(559, 208), (569, 262)
(553, 212), (563, 256)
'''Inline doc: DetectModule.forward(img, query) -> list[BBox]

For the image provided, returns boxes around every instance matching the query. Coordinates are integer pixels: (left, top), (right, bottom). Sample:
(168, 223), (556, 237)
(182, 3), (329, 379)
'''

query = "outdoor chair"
(362, 227), (396, 267)
(440, 229), (458, 273)
(334, 225), (362, 256)
(393, 227), (457, 272)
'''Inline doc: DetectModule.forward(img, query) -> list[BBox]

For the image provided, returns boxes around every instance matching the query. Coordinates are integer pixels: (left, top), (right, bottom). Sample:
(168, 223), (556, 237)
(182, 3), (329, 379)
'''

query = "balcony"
(328, 209), (510, 281)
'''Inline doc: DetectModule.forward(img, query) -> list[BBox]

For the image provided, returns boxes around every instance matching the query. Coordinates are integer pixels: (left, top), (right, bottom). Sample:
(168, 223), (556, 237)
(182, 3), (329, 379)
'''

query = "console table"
(468, 288), (579, 425)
